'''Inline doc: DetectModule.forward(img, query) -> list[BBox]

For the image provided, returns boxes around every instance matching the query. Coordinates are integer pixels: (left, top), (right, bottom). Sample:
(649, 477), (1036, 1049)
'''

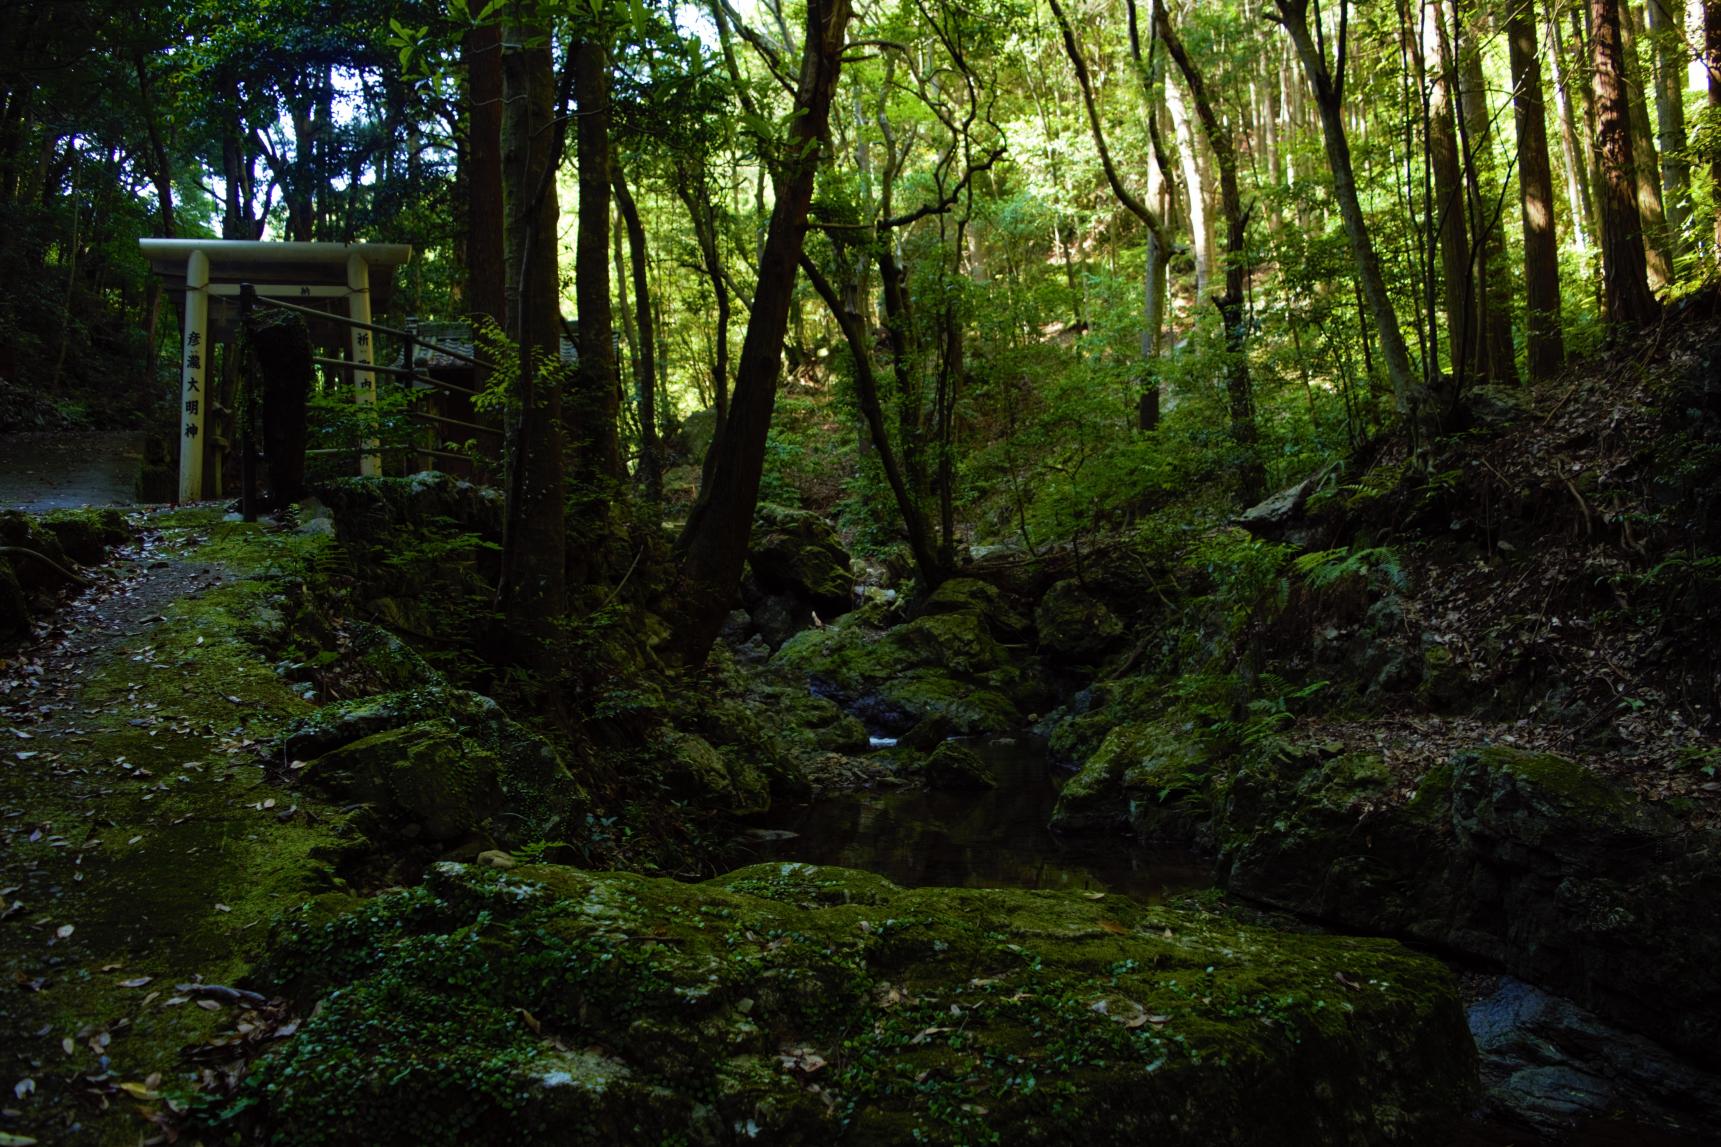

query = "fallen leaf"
(53, 924), (73, 940)
(117, 1081), (159, 1100)
(195, 999), (221, 1011)
(61, 1038), (74, 1056)
(0, 1132), (41, 1145)
(117, 977), (152, 989)
(1097, 919), (1128, 935)
(12, 1078), (34, 1099)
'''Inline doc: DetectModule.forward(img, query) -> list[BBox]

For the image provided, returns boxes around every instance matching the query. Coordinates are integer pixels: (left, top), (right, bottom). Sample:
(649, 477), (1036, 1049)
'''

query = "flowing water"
(741, 737), (1211, 902)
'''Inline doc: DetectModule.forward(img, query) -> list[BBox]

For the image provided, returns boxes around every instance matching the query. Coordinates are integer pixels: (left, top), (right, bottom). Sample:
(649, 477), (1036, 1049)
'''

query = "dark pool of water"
(739, 738), (1212, 903)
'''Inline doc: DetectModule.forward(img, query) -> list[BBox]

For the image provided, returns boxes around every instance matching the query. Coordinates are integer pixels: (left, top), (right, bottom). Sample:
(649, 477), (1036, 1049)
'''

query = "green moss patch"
(234, 861), (1475, 1145)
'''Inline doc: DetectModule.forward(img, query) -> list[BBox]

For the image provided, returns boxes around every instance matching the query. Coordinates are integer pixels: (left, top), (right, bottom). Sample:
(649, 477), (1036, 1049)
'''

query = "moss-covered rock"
(38, 506), (130, 563)
(303, 720), (506, 842)
(1035, 578), (1125, 663)
(1050, 718), (1216, 840)
(772, 600), (1031, 736)
(0, 510), (76, 592)
(1220, 745), (1721, 1071)
(241, 861), (1476, 1146)
(284, 687), (588, 848)
(658, 728), (771, 815)
(749, 503), (855, 618)
(919, 741), (995, 791)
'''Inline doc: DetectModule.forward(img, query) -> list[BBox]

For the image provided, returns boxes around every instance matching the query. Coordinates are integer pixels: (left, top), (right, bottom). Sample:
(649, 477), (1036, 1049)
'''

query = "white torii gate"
(138, 239), (414, 502)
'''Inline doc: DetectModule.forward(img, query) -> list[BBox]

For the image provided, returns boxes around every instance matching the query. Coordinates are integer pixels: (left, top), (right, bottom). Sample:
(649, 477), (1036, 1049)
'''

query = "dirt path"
(0, 432), (145, 513)
(0, 510), (344, 1145)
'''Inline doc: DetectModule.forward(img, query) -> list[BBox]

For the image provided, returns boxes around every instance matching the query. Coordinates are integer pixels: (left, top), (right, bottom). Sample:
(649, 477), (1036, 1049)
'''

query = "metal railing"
(235, 283), (503, 519)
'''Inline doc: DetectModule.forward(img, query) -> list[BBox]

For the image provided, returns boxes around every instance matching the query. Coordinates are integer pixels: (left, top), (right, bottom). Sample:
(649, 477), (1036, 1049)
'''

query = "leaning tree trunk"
(1158, 0), (1265, 502)
(1591, 0), (1659, 325)
(670, 0), (854, 668)
(497, 18), (567, 656)
(1507, 0), (1566, 379)
(1616, 0), (1674, 288)
(613, 164), (661, 504)
(1276, 0), (1427, 434)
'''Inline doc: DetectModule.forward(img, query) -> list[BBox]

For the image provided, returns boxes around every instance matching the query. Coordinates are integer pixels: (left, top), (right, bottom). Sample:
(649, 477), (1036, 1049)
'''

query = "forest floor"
(1273, 304), (1721, 832)
(0, 509), (340, 1146)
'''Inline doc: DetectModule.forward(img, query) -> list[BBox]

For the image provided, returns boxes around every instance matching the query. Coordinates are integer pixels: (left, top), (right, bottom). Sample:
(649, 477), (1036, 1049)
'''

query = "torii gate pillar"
(178, 249), (211, 501)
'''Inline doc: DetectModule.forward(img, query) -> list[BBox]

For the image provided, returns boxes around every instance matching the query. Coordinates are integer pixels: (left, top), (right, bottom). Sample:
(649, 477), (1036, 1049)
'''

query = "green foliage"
(1292, 546), (1407, 593)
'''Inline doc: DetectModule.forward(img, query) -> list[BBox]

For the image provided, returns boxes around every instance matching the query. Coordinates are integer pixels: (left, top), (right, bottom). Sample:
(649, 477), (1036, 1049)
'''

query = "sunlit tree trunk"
(571, 36), (622, 548)
(1508, 0), (1566, 378)
(1276, 0), (1425, 432)
(1618, 0), (1674, 288)
(1544, 0), (1595, 249)
(1644, 0), (1689, 255)
(1454, 5), (1517, 383)
(1422, 0), (1478, 383)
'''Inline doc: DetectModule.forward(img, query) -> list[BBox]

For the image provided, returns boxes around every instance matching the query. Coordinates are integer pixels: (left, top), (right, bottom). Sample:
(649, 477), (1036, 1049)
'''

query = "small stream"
(740, 737), (1211, 902)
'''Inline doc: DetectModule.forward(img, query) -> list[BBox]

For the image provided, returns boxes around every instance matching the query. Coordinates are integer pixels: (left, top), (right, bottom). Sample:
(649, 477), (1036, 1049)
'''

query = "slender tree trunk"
(1617, 0), (1674, 287)
(1454, 5), (1517, 383)
(497, 18), (567, 654)
(613, 164), (661, 504)
(1158, 1), (1265, 502)
(1423, 0), (1478, 382)
(1545, 0), (1595, 248)
(801, 255), (945, 587)
(676, 173), (731, 430)
(1644, 0), (1689, 255)
(1709, 0), (1721, 254)
(1276, 0), (1425, 431)
(571, 36), (622, 543)
(1591, 0), (1660, 324)
(1165, 74), (1212, 298)
(466, 24), (507, 333)
(1508, 0), (1566, 378)
(671, 0), (853, 667)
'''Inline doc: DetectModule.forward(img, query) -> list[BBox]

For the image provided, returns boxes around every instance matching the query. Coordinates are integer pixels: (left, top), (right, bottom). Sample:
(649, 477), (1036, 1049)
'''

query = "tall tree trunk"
(133, 52), (175, 238)
(571, 36), (622, 549)
(1276, 0), (1426, 432)
(671, 0), (853, 667)
(613, 164), (661, 504)
(1709, 0), (1721, 254)
(1422, 0), (1478, 382)
(1157, 0), (1265, 502)
(1454, 5), (1518, 383)
(1591, 0), (1660, 324)
(1508, 0), (1566, 378)
(1545, 0), (1595, 248)
(1165, 74), (1213, 298)
(497, 19), (567, 656)
(1644, 0), (1689, 255)
(1617, 0), (1674, 287)
(466, 23), (507, 333)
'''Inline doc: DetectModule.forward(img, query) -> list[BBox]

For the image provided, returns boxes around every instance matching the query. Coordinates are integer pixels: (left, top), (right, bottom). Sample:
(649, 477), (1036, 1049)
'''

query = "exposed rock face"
(285, 687), (587, 847)
(772, 581), (1034, 736)
(1220, 747), (1721, 1071)
(919, 741), (995, 791)
(1034, 578), (1124, 663)
(748, 504), (855, 620)
(1468, 977), (1721, 1140)
(250, 861), (1477, 1146)
(657, 728), (771, 816)
(1050, 716), (1212, 840)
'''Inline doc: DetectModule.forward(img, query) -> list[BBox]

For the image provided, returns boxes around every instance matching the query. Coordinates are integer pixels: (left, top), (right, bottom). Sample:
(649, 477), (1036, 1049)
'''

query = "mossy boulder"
(919, 741), (995, 791)
(1220, 745), (1721, 1070)
(0, 510), (76, 592)
(38, 506), (130, 563)
(1035, 578), (1125, 663)
(317, 471), (505, 546)
(303, 719), (506, 842)
(244, 860), (1476, 1146)
(749, 503), (855, 618)
(773, 602), (1030, 736)
(922, 576), (1030, 638)
(284, 687), (587, 847)
(1051, 718), (1214, 840)
(658, 728), (771, 815)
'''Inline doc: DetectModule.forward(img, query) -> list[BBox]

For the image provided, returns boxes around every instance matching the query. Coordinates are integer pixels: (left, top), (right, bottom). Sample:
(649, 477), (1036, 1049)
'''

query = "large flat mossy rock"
(246, 862), (1474, 1146)
(1222, 746), (1721, 1071)
(302, 720), (505, 842)
(772, 590), (1033, 735)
